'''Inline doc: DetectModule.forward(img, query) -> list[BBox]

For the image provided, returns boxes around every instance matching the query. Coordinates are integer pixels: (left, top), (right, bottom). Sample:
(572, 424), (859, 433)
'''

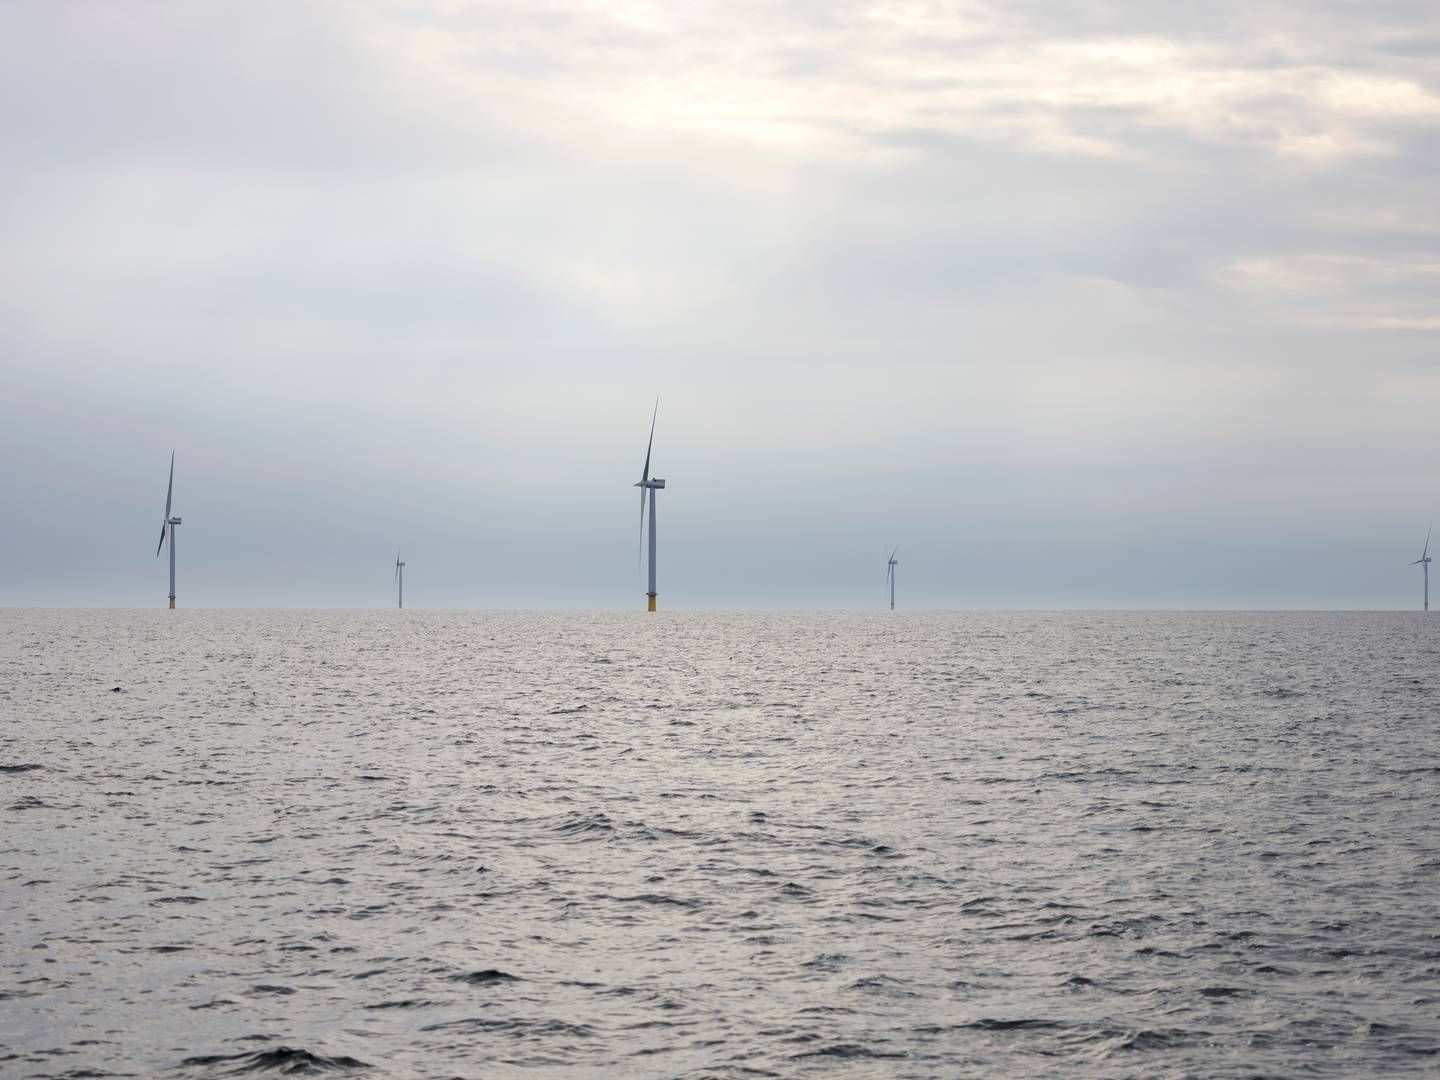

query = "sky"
(2, 0), (1438, 609)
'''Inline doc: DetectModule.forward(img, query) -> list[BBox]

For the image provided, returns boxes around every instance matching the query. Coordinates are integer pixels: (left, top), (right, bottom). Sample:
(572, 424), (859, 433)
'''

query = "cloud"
(361, 1), (1440, 162)
(1221, 252), (1440, 329)
(1, 0), (1438, 606)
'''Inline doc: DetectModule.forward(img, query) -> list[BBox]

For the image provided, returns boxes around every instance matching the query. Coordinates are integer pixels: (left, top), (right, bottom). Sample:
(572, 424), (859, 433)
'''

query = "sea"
(1, 609), (1438, 1078)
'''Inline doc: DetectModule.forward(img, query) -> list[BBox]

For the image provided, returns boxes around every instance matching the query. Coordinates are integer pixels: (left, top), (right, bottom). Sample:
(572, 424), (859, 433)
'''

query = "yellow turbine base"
(169, 598), (176, 610)
(647, 594), (657, 612)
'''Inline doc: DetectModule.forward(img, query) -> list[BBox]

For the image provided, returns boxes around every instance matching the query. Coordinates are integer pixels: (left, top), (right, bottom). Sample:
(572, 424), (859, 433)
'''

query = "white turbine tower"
(635, 400), (666, 612)
(886, 546), (899, 611)
(394, 551), (406, 610)
(1411, 527), (1431, 612)
(155, 452), (182, 609)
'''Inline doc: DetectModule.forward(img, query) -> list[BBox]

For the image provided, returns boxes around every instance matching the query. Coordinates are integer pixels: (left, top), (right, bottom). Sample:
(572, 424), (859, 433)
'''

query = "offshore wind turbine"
(635, 399), (666, 612)
(155, 452), (182, 609)
(394, 551), (406, 610)
(886, 547), (899, 610)
(1412, 527), (1431, 612)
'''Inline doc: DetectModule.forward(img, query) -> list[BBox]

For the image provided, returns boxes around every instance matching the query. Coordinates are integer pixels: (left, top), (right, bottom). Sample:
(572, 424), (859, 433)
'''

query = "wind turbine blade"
(641, 397), (658, 484)
(157, 452), (174, 555)
(638, 489), (647, 572)
(637, 397), (657, 572)
(164, 451), (174, 521)
(1425, 525), (1432, 561)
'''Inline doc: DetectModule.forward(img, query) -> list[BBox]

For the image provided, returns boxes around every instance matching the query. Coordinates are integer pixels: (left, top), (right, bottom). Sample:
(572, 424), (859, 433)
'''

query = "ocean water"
(1, 609), (1438, 1078)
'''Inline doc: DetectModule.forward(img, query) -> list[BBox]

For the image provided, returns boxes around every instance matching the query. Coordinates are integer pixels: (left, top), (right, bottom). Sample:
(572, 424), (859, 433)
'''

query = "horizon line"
(0, 605), (1433, 615)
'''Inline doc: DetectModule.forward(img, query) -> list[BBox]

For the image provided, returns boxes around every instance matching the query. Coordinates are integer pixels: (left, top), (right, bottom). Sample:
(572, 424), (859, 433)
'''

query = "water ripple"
(2, 609), (1438, 1077)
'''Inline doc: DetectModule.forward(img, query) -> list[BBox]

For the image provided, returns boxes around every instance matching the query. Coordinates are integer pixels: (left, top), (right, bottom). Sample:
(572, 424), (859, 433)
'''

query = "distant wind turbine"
(886, 547), (899, 611)
(155, 452), (182, 609)
(1412, 527), (1431, 612)
(635, 399), (666, 612)
(395, 551), (406, 610)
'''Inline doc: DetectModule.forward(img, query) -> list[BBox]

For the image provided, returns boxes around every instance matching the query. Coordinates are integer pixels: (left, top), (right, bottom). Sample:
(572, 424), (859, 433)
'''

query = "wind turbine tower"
(635, 400), (666, 612)
(395, 552), (406, 610)
(155, 452), (182, 609)
(1412, 527), (1431, 612)
(887, 547), (899, 611)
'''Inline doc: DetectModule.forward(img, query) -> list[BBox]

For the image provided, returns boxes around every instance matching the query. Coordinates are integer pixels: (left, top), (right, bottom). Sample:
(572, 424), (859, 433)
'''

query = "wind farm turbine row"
(152, 406), (1433, 612)
(150, 403), (670, 612)
(151, 401), (851, 613)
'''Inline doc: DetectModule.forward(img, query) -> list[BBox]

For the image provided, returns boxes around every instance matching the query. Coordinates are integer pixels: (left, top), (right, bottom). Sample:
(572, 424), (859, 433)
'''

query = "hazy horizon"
(3, 2), (1438, 610)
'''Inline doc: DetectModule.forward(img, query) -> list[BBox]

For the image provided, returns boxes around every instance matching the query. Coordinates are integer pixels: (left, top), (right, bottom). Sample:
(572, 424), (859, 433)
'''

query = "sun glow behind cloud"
(377, 2), (1440, 162)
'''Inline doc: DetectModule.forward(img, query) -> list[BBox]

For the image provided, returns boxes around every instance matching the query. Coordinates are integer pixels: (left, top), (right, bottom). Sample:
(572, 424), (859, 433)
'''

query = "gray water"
(2, 610), (1438, 1078)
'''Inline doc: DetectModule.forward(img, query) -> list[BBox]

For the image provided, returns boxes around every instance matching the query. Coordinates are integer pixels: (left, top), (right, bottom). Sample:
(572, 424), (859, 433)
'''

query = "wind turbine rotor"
(636, 397), (658, 570)
(156, 451), (174, 557)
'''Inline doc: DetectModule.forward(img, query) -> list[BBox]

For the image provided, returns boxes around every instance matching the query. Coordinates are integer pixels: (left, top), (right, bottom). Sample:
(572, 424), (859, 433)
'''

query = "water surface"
(2, 610), (1438, 1077)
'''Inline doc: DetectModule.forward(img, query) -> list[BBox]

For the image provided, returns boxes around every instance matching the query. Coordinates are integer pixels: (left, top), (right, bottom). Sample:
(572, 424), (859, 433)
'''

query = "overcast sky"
(3, 0), (1438, 608)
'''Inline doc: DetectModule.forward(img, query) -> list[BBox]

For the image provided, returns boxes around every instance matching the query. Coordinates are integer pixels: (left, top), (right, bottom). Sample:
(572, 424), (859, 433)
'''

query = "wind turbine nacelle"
(170, 517), (183, 525)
